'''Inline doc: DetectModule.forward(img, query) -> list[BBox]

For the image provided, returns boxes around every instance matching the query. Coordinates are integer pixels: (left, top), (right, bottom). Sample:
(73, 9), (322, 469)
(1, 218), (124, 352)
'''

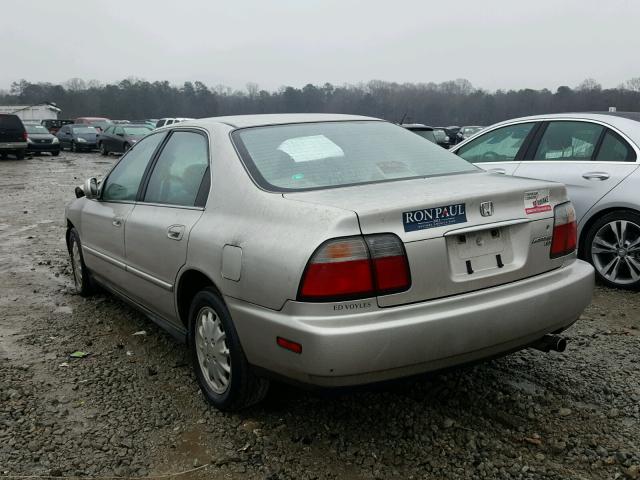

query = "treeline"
(2, 77), (640, 125)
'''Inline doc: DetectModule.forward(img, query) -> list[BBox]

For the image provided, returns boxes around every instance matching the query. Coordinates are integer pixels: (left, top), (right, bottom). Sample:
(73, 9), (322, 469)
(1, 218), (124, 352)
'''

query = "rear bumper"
(228, 259), (594, 387)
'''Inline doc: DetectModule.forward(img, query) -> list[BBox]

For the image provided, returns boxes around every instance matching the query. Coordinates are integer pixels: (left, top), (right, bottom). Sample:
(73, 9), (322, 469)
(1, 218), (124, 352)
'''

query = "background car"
(452, 111), (640, 289)
(57, 124), (99, 152)
(25, 124), (60, 156)
(74, 117), (112, 132)
(42, 119), (74, 135)
(401, 123), (438, 144)
(0, 113), (27, 159)
(66, 114), (593, 410)
(98, 124), (152, 155)
(444, 126), (462, 145)
(154, 117), (193, 128)
(433, 128), (451, 148)
(457, 125), (484, 142)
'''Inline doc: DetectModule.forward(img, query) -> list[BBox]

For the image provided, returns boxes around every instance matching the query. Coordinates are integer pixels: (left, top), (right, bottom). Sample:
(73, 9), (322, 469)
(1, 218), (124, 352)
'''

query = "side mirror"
(83, 177), (98, 199)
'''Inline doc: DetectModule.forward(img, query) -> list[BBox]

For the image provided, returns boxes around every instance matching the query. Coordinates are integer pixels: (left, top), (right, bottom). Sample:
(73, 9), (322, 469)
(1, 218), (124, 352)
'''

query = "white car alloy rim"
(592, 220), (640, 285)
(72, 241), (83, 289)
(195, 306), (231, 394)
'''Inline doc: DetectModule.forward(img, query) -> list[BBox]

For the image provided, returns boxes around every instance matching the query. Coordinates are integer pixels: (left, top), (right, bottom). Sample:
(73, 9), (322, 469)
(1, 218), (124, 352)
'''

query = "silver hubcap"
(592, 220), (640, 285)
(71, 241), (83, 289)
(195, 307), (231, 394)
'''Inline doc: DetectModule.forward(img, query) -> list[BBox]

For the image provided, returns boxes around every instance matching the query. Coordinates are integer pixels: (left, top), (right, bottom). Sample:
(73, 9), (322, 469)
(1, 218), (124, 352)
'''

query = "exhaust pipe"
(530, 334), (567, 353)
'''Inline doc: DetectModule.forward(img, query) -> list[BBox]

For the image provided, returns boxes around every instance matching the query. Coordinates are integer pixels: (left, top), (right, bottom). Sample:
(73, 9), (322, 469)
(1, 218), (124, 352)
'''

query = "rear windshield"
(232, 121), (477, 191)
(72, 127), (98, 134)
(410, 129), (437, 143)
(123, 126), (151, 136)
(0, 114), (24, 129)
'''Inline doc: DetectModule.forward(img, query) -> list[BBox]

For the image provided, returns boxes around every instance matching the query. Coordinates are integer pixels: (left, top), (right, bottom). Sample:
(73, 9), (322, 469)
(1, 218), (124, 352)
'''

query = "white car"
(451, 112), (640, 289)
(154, 117), (193, 129)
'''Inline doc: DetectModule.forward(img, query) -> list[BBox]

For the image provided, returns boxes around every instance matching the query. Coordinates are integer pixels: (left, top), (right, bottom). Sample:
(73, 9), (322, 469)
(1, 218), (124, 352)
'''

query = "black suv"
(0, 114), (27, 159)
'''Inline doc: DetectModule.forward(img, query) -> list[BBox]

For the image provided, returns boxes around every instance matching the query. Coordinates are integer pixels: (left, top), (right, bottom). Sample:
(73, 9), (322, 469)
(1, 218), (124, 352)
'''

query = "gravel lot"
(1, 151), (639, 480)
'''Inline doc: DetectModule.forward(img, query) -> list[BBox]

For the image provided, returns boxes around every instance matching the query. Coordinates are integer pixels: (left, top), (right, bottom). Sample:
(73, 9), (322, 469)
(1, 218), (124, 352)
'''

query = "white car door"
(454, 121), (538, 175)
(514, 120), (639, 223)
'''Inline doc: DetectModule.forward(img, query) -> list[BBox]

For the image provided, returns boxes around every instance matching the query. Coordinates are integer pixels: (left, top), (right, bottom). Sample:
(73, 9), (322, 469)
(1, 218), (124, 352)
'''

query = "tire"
(15, 150), (25, 160)
(123, 143), (130, 152)
(68, 228), (95, 297)
(0, 152), (7, 159)
(52, 151), (60, 157)
(71, 141), (77, 153)
(583, 210), (640, 290)
(188, 288), (269, 411)
(99, 142), (108, 156)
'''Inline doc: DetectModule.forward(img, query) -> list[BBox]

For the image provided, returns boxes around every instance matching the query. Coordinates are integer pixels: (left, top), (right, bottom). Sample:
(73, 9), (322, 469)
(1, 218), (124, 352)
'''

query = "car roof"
(175, 113), (380, 129)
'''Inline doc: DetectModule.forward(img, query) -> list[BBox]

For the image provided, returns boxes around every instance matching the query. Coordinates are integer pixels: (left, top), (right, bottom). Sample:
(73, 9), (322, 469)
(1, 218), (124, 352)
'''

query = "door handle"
(167, 225), (185, 241)
(112, 217), (123, 227)
(582, 172), (610, 181)
(488, 168), (506, 174)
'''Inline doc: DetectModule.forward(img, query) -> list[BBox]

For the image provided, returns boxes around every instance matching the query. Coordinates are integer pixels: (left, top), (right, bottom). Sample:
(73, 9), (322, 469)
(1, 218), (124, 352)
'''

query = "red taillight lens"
(365, 234), (411, 294)
(22, 131), (28, 141)
(298, 234), (410, 301)
(299, 237), (374, 300)
(550, 202), (577, 258)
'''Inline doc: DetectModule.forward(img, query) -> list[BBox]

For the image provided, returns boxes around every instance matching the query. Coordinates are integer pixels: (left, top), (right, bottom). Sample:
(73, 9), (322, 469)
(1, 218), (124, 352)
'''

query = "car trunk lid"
(285, 172), (569, 306)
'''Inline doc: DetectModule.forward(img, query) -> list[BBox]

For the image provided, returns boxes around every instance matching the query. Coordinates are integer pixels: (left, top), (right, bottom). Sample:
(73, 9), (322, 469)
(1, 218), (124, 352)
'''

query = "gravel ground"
(1, 151), (639, 480)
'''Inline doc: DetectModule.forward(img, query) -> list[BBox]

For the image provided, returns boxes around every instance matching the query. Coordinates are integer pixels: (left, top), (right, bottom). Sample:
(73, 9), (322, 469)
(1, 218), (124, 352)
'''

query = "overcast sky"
(2, 0), (639, 92)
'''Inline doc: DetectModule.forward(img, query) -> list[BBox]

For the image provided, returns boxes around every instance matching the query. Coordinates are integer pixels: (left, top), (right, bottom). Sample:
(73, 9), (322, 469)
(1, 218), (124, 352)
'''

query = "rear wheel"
(584, 210), (640, 290)
(68, 228), (95, 296)
(52, 151), (60, 157)
(189, 288), (269, 411)
(15, 150), (25, 160)
(0, 152), (7, 159)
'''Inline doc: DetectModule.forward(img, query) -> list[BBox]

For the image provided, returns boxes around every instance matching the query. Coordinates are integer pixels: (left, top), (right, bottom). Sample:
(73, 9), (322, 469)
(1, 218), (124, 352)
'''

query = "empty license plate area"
(447, 227), (514, 276)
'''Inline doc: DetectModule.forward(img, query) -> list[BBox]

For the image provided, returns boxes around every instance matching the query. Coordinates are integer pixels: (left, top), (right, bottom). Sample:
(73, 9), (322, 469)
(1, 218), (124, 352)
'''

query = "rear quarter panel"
(184, 125), (361, 311)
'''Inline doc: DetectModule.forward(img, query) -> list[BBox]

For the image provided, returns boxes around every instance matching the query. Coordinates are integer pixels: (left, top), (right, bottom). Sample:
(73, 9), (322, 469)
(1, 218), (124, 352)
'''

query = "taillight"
(550, 202), (577, 258)
(22, 131), (28, 141)
(298, 234), (411, 301)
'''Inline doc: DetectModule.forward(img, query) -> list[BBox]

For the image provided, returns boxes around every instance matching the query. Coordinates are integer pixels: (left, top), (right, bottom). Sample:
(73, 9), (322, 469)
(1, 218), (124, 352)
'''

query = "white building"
(0, 103), (61, 122)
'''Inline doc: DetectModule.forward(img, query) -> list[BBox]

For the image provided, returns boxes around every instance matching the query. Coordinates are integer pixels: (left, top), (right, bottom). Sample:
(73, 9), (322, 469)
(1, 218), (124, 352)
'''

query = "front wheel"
(583, 210), (640, 290)
(68, 228), (95, 296)
(71, 141), (77, 153)
(99, 142), (108, 156)
(189, 288), (269, 411)
(15, 150), (25, 160)
(52, 151), (60, 157)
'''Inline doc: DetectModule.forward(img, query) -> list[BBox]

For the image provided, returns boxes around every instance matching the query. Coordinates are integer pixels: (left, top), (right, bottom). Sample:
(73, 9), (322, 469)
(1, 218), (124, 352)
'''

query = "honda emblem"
(480, 201), (494, 217)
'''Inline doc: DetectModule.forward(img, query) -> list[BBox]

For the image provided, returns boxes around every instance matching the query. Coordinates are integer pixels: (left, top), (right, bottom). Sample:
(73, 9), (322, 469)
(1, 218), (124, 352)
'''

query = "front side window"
(233, 121), (477, 191)
(101, 133), (166, 202)
(457, 122), (535, 163)
(534, 121), (603, 161)
(123, 126), (151, 136)
(143, 131), (209, 207)
(595, 131), (636, 162)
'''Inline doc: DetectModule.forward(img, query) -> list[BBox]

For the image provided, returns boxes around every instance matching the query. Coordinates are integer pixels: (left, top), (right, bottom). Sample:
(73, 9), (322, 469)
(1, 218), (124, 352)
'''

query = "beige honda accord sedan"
(65, 114), (594, 410)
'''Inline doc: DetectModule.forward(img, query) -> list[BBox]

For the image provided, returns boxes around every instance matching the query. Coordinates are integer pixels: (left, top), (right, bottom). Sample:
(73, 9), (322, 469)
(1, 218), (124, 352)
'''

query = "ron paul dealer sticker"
(524, 189), (551, 214)
(403, 203), (467, 232)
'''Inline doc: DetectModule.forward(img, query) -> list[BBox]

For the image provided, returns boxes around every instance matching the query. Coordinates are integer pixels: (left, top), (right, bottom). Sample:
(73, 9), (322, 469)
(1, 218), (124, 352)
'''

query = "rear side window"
(0, 114), (24, 130)
(457, 123), (535, 163)
(595, 131), (636, 162)
(534, 121), (603, 161)
(410, 129), (437, 143)
(102, 133), (166, 202)
(233, 121), (477, 192)
(143, 131), (209, 207)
